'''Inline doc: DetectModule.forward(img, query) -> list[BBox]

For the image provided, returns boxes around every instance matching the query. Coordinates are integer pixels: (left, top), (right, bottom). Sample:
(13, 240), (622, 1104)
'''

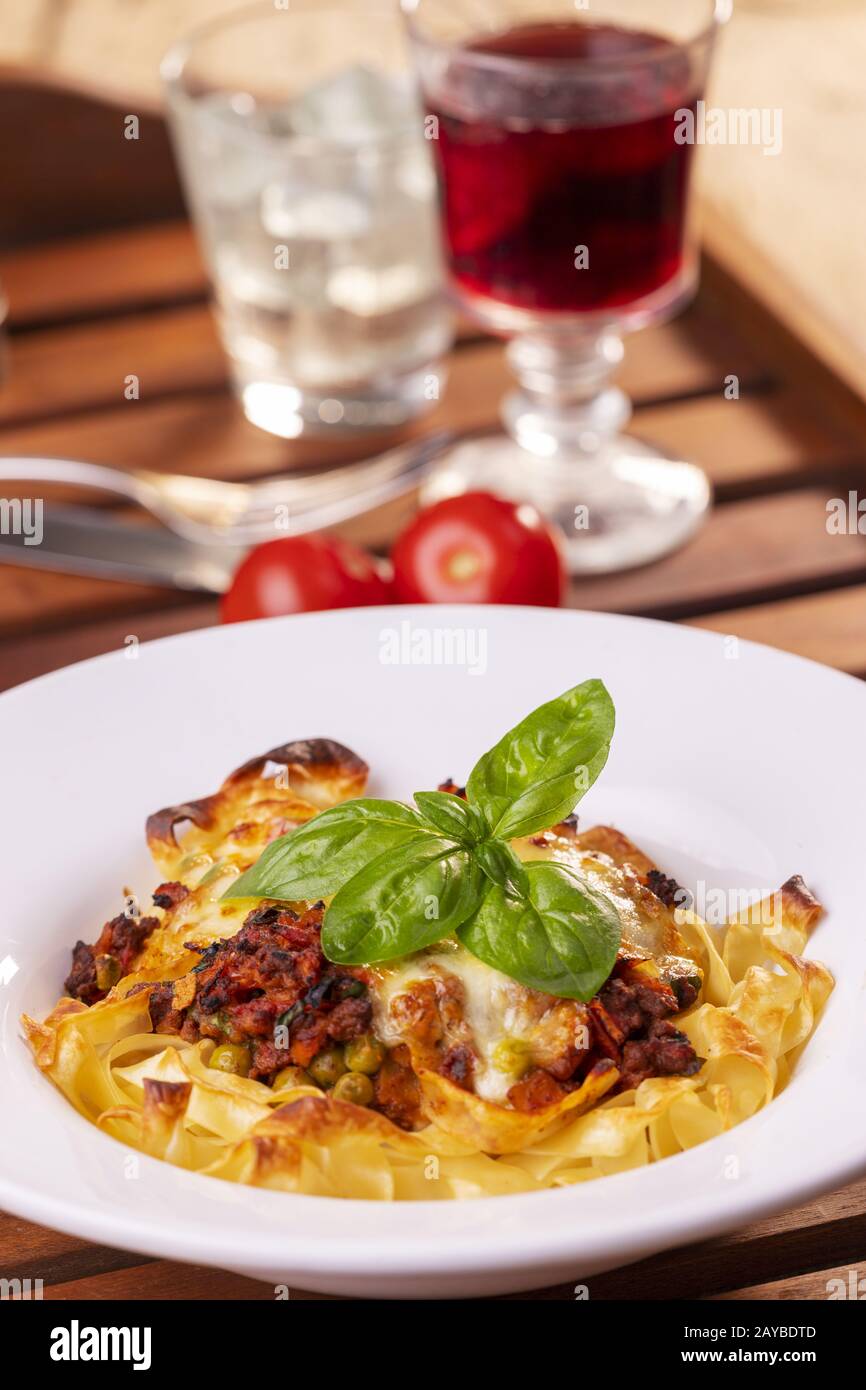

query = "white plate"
(1, 605), (864, 1299)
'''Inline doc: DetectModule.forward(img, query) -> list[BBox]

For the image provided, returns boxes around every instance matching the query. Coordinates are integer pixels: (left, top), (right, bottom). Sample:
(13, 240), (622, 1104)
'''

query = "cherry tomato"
(391, 492), (565, 606)
(220, 534), (391, 623)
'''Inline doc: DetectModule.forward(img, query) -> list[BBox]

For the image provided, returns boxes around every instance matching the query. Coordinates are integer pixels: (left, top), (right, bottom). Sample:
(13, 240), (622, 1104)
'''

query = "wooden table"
(1, 217), (865, 1302)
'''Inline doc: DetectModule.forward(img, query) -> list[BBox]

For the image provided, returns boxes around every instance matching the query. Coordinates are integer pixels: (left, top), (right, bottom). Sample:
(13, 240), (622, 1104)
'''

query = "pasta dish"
(24, 679), (832, 1200)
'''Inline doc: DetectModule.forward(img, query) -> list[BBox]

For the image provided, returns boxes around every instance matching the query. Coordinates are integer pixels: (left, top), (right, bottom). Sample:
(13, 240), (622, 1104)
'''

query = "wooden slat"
(0, 488), (862, 652)
(0, 292), (773, 434)
(0, 391), (413, 482)
(0, 222), (207, 330)
(0, 311), (851, 513)
(635, 392), (863, 497)
(689, 585), (866, 677)
(716, 1264), (861, 1300)
(703, 256), (866, 453)
(0, 602), (214, 691)
(446, 330), (775, 424)
(4, 579), (862, 703)
(0, 565), (196, 641)
(0, 1212), (150, 1289)
(0, 378), (852, 509)
(42, 1262), (275, 1302)
(0, 303), (226, 427)
(570, 489), (866, 619)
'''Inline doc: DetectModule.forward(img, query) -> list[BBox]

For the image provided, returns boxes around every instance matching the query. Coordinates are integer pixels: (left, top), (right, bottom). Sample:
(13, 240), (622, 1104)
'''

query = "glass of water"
(163, 0), (453, 438)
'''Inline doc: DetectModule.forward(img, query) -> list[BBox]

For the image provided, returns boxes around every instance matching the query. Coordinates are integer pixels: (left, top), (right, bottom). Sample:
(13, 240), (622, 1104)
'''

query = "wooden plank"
(0, 303), (227, 427)
(444, 332), (773, 427)
(704, 198), (866, 420)
(570, 490), (866, 620)
(689, 586), (866, 678)
(0, 602), (214, 691)
(690, 8), (866, 419)
(0, 372), (850, 509)
(0, 564), (197, 641)
(0, 1211), (150, 1289)
(0, 391), (407, 483)
(0, 221), (207, 330)
(42, 1261), (275, 1302)
(6, 581), (863, 704)
(635, 393), (862, 498)
(0, 294), (772, 434)
(716, 1264), (862, 1301)
(703, 256), (866, 453)
(0, 1212), (88, 1270)
(0, 488), (863, 653)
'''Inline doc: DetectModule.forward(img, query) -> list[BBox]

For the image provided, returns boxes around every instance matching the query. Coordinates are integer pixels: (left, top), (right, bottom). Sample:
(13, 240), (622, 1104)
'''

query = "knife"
(0, 504), (239, 592)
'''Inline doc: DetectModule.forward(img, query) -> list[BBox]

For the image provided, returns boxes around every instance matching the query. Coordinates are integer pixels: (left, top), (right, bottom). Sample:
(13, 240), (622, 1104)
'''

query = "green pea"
(208, 1043), (251, 1077)
(344, 1034), (386, 1075)
(307, 1046), (347, 1089)
(95, 954), (121, 993)
(272, 1065), (315, 1091)
(332, 1072), (374, 1106)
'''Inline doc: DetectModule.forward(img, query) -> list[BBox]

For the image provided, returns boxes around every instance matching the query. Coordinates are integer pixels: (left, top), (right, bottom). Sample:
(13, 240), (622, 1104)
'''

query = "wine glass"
(403, 0), (732, 573)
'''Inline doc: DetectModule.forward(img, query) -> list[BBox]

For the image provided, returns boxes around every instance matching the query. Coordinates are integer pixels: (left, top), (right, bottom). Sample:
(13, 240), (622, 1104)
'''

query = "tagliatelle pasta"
(22, 735), (833, 1200)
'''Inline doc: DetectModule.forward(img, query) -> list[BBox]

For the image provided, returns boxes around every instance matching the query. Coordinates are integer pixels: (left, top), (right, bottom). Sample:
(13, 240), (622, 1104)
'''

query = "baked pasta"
(24, 684), (833, 1200)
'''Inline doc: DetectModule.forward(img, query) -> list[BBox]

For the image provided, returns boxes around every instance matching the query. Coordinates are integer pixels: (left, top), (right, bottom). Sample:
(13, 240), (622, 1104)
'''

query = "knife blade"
(0, 504), (240, 592)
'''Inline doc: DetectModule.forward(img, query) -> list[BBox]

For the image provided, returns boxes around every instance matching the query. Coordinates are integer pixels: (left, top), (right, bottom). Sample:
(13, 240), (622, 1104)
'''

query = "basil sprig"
(224, 678), (619, 1000)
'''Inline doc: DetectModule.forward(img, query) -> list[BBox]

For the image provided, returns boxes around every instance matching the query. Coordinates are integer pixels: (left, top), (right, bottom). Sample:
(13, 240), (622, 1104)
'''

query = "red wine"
(425, 21), (698, 315)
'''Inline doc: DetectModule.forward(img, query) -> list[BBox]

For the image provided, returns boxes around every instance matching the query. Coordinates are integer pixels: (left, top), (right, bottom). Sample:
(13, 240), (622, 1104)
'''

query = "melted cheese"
(517, 831), (685, 960)
(370, 944), (546, 1103)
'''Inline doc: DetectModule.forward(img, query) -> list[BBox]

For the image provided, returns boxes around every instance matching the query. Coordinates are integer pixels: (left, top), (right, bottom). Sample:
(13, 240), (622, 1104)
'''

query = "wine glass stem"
(501, 328), (632, 460)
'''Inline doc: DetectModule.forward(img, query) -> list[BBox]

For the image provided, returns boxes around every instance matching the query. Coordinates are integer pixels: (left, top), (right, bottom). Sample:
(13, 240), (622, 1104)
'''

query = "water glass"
(163, 0), (453, 438)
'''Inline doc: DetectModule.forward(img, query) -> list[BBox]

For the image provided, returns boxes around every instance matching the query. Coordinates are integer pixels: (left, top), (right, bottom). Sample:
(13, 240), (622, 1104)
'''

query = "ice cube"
(191, 93), (279, 208)
(286, 64), (417, 144)
(396, 143), (436, 202)
(327, 262), (429, 317)
(260, 183), (370, 241)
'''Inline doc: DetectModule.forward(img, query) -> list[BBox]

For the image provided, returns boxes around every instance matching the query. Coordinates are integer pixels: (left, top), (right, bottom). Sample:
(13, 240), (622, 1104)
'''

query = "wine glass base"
(419, 432), (712, 576)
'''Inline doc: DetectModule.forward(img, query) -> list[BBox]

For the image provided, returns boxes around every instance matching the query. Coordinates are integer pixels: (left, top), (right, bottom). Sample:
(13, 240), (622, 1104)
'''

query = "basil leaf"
(474, 840), (529, 899)
(322, 836), (485, 965)
(457, 861), (621, 1000)
(413, 790), (487, 844)
(466, 678), (615, 839)
(222, 799), (431, 902)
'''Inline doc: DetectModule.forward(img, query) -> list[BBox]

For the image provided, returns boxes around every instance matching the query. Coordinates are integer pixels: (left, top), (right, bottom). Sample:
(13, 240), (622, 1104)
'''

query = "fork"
(0, 432), (454, 545)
